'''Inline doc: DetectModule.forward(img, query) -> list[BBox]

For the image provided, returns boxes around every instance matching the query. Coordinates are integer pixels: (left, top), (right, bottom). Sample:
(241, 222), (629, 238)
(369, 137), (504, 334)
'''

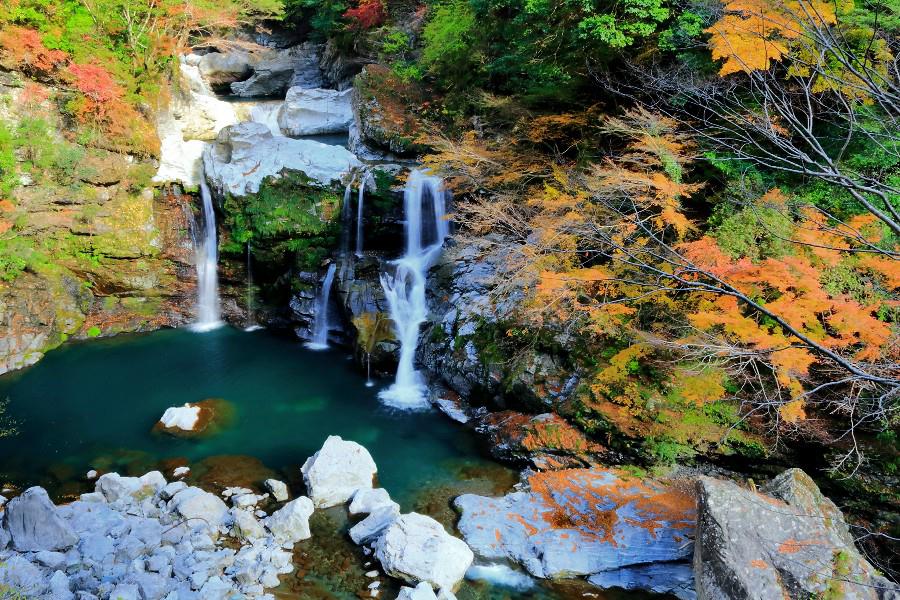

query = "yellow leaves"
(779, 399), (807, 423)
(706, 0), (837, 76)
(674, 370), (727, 406)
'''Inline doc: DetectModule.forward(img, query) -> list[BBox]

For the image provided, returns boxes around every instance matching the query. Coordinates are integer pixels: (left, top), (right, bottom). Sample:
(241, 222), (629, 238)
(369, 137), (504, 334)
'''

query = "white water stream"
(379, 170), (449, 408)
(306, 263), (338, 350)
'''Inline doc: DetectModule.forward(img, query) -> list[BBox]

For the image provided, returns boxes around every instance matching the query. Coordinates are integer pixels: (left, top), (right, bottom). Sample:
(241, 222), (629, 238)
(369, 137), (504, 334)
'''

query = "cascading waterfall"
(355, 172), (369, 258)
(379, 169), (449, 408)
(306, 263), (338, 350)
(191, 176), (222, 331)
(248, 102), (282, 136)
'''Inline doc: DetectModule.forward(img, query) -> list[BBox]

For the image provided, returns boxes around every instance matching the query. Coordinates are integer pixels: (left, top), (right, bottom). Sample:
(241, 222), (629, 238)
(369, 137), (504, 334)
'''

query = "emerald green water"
(0, 327), (497, 506)
(0, 326), (670, 599)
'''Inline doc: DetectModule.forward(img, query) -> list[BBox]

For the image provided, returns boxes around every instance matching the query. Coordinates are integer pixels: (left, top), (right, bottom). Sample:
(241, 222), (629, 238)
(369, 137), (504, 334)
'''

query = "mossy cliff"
(0, 77), (194, 374)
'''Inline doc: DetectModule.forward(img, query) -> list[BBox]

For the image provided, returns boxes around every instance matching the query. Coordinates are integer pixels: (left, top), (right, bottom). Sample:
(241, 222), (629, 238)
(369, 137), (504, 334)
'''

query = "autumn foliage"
(0, 26), (67, 77)
(705, 0), (837, 75)
(344, 0), (387, 30)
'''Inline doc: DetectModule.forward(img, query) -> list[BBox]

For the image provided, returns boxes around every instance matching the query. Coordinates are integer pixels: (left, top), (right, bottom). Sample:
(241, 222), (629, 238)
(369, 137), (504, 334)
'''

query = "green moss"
(220, 172), (341, 271)
(86, 325), (101, 338)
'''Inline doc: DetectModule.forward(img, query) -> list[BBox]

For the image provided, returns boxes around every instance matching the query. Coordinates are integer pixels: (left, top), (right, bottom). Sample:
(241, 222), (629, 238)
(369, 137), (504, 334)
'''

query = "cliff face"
(0, 75), (195, 375)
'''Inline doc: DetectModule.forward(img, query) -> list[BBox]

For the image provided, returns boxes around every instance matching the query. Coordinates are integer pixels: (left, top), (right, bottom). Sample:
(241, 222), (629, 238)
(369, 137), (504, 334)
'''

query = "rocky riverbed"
(2, 433), (895, 600)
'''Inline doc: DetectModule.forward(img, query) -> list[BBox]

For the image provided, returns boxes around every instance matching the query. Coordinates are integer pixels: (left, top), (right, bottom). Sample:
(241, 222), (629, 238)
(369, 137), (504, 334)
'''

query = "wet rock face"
(455, 468), (696, 594)
(695, 468), (900, 600)
(420, 235), (575, 412)
(197, 42), (324, 97)
(475, 411), (606, 469)
(0, 83), (194, 377)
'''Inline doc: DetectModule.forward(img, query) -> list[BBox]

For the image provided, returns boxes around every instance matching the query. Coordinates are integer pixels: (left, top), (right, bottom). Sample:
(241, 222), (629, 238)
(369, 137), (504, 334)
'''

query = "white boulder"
(350, 488), (399, 515)
(374, 513), (474, 591)
(159, 403), (201, 431)
(300, 435), (378, 508)
(350, 504), (401, 546)
(265, 496), (315, 546)
(203, 122), (361, 197)
(264, 479), (289, 502)
(397, 582), (437, 600)
(173, 466), (190, 478)
(277, 87), (353, 136)
(95, 472), (167, 504)
(231, 508), (266, 542)
(167, 487), (229, 528)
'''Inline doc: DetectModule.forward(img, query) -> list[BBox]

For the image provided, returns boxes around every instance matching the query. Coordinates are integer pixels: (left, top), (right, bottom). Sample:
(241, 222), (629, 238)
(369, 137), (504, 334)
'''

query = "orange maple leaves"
(706, 0), (837, 75)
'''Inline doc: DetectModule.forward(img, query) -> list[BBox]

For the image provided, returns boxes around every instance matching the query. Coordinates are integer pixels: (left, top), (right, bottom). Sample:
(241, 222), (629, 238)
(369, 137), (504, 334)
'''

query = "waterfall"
(378, 170), (449, 408)
(244, 242), (262, 331)
(306, 263), (337, 350)
(191, 176), (222, 331)
(355, 173), (368, 258)
(248, 102), (282, 136)
(340, 181), (354, 256)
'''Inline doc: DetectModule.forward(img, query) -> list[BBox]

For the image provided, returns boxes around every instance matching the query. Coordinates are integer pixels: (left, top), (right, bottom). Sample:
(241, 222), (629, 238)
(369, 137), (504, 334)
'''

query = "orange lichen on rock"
(527, 468), (697, 545)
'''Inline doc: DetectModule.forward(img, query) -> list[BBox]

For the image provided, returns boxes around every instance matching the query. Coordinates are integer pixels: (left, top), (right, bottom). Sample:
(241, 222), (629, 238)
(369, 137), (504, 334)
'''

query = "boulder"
(397, 582), (438, 600)
(373, 513), (473, 591)
(264, 479), (289, 502)
(277, 87), (353, 136)
(158, 403), (200, 430)
(589, 563), (696, 600)
(4, 487), (78, 551)
(0, 554), (47, 596)
(95, 472), (166, 504)
(455, 468), (696, 579)
(230, 44), (323, 97)
(203, 122), (360, 197)
(167, 487), (229, 528)
(231, 509), (266, 542)
(695, 469), (899, 600)
(198, 51), (255, 90)
(300, 435), (378, 508)
(349, 488), (399, 515)
(265, 496), (314, 546)
(349, 504), (400, 545)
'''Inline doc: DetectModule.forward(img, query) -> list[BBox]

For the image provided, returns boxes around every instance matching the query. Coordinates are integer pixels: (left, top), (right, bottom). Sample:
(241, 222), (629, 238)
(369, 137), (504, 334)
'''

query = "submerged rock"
(278, 87), (354, 136)
(154, 398), (233, 437)
(203, 122), (360, 197)
(373, 512), (474, 591)
(301, 435), (378, 508)
(3, 487), (78, 552)
(695, 469), (899, 600)
(455, 468), (695, 581)
(158, 403), (200, 430)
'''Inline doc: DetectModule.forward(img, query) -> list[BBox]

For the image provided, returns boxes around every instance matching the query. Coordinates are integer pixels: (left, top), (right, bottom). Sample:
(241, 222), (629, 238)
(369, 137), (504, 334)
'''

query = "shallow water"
(0, 327), (672, 599)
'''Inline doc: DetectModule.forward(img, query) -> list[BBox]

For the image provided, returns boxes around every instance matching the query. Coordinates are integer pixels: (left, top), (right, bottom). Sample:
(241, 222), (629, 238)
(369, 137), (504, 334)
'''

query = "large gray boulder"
(203, 122), (360, 197)
(199, 50), (255, 90)
(277, 87), (353, 136)
(3, 487), (78, 552)
(230, 43), (323, 97)
(695, 469), (900, 600)
(373, 512), (473, 591)
(454, 468), (696, 579)
(301, 435), (378, 508)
